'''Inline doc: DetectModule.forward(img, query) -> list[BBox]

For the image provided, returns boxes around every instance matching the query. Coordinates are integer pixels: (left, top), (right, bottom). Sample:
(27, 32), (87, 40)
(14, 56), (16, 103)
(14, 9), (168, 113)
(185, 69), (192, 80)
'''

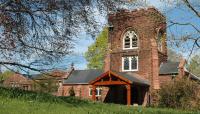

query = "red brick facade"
(105, 8), (167, 90)
(60, 7), (186, 106)
(58, 84), (109, 101)
(3, 74), (33, 91)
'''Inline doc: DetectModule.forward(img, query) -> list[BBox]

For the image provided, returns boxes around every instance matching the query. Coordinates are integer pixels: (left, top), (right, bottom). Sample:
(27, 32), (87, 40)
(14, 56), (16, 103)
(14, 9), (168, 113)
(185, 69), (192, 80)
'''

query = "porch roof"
(115, 71), (150, 85)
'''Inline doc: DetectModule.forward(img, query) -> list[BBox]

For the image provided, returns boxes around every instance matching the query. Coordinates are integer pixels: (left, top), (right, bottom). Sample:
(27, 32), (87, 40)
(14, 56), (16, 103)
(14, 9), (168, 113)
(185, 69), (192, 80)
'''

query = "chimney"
(104, 52), (110, 72)
(178, 59), (186, 77)
(63, 63), (74, 79)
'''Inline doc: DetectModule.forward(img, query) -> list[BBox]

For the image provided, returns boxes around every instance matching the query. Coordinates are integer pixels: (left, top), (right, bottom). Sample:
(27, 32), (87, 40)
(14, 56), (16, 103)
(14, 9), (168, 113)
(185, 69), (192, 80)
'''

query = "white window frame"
(123, 30), (139, 50)
(89, 87), (102, 96)
(122, 56), (138, 72)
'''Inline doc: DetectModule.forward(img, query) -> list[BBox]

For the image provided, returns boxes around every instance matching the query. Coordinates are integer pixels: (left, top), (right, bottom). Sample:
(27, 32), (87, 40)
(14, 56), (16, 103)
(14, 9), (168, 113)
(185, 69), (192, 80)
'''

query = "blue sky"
(58, 0), (200, 70)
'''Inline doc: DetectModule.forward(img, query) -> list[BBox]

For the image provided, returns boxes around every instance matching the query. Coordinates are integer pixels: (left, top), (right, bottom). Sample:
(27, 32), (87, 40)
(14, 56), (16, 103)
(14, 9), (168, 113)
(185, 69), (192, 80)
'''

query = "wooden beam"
(94, 81), (127, 86)
(126, 84), (131, 106)
(92, 85), (96, 101)
(89, 70), (132, 85)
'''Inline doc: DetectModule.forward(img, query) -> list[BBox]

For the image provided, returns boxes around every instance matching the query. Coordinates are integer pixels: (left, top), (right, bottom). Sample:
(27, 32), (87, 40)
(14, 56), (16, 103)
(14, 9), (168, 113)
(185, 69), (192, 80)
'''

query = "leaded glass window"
(131, 56), (137, 70)
(123, 30), (138, 49)
(123, 57), (129, 70)
(122, 56), (138, 71)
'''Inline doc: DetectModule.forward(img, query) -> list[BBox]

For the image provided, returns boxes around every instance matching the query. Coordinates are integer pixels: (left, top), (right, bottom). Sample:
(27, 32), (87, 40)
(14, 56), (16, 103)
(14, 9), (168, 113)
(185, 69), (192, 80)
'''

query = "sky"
(55, 0), (200, 70)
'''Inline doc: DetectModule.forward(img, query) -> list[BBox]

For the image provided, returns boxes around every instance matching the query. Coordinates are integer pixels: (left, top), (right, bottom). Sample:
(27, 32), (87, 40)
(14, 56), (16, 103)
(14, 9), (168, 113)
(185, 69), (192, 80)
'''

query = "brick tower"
(104, 7), (167, 96)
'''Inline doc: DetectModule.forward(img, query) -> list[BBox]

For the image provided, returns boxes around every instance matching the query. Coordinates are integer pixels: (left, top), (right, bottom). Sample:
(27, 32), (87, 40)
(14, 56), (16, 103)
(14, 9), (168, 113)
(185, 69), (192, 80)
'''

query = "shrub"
(159, 78), (200, 110)
(69, 87), (75, 97)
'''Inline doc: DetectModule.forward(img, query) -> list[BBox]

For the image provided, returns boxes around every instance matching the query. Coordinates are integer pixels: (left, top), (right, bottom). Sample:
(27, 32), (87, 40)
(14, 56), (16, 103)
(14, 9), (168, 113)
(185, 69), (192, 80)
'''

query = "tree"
(0, 70), (14, 83)
(165, 0), (200, 56)
(187, 54), (200, 77)
(85, 27), (108, 69)
(167, 49), (182, 62)
(159, 78), (200, 110)
(0, 0), (139, 73)
(33, 74), (59, 93)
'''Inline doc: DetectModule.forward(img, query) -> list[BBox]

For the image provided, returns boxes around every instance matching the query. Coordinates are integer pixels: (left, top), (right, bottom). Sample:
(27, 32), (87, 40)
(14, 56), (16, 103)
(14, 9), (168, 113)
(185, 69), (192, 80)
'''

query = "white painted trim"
(122, 56), (138, 72)
(89, 87), (102, 96)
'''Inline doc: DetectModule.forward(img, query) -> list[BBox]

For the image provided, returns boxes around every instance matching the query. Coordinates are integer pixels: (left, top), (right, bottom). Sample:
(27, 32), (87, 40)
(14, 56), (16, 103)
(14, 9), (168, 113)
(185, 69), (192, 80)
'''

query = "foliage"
(0, 87), (62, 103)
(69, 87), (75, 97)
(159, 78), (200, 110)
(187, 54), (200, 77)
(33, 74), (58, 93)
(85, 27), (108, 69)
(0, 87), (198, 114)
(0, 0), (134, 73)
(0, 70), (14, 83)
(167, 49), (182, 62)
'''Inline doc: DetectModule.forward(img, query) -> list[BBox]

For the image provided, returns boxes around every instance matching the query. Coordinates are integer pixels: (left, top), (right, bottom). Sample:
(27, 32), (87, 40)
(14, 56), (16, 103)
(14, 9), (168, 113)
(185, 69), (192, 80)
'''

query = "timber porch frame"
(89, 71), (133, 105)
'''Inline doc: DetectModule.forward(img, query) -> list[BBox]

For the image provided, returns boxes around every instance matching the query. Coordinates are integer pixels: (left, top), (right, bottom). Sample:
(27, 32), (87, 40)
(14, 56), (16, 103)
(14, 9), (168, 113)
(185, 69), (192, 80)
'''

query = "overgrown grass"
(0, 87), (199, 114)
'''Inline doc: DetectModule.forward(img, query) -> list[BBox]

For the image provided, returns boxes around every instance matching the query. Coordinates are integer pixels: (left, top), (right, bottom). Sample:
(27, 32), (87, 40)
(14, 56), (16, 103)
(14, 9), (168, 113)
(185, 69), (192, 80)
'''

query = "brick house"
(33, 70), (69, 95)
(58, 7), (200, 106)
(3, 73), (33, 91)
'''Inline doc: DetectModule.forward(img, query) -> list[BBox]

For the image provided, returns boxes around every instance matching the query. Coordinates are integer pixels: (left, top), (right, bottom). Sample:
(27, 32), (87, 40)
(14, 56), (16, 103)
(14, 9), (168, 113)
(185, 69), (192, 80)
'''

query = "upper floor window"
(157, 32), (163, 52)
(123, 30), (138, 49)
(122, 56), (138, 71)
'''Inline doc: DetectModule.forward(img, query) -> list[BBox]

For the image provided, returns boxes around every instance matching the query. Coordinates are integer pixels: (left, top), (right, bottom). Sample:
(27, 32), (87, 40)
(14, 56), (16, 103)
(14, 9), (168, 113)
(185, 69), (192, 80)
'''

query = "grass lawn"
(0, 87), (198, 114)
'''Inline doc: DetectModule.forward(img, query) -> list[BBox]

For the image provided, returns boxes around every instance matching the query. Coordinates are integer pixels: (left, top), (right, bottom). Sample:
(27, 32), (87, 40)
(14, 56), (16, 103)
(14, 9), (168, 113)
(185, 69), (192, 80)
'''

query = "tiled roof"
(113, 71), (150, 85)
(63, 69), (103, 84)
(63, 70), (150, 85)
(159, 62), (179, 75)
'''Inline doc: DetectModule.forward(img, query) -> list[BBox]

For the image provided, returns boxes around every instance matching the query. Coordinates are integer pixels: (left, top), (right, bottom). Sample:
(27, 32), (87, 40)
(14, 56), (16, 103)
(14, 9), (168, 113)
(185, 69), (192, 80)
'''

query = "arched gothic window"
(157, 31), (163, 52)
(123, 30), (138, 49)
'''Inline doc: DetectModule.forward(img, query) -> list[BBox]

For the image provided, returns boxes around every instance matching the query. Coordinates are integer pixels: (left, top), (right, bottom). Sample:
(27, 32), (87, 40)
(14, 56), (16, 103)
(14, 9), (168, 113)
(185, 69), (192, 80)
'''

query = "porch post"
(92, 85), (96, 101)
(126, 84), (131, 106)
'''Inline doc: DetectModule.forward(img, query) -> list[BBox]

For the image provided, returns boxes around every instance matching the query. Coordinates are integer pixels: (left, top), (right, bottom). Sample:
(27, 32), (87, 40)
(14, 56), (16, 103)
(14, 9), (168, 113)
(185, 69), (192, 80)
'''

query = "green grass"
(0, 87), (199, 114)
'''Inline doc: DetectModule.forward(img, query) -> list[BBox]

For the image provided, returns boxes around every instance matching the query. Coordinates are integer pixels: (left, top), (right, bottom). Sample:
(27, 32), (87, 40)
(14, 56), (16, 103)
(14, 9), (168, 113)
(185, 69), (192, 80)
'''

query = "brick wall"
(104, 8), (167, 90)
(3, 74), (33, 91)
(61, 84), (109, 101)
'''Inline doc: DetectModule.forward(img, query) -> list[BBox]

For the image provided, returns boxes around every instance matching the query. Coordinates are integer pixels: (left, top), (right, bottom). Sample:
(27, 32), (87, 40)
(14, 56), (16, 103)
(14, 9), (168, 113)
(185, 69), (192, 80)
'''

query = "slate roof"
(159, 62), (179, 75)
(184, 68), (200, 81)
(63, 69), (103, 84)
(114, 71), (150, 85)
(63, 70), (150, 85)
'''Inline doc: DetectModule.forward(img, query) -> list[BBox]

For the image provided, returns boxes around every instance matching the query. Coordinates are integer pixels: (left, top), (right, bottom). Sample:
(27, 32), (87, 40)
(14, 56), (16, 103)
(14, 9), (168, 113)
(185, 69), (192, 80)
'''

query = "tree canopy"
(167, 49), (182, 62)
(84, 27), (108, 69)
(0, 0), (199, 74)
(0, 70), (14, 83)
(0, 0), (136, 73)
(187, 54), (200, 77)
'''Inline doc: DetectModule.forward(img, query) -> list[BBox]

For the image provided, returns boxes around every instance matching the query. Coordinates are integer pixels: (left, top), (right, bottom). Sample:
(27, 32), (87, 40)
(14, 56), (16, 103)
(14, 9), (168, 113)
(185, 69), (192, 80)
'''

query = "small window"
(89, 87), (102, 96)
(122, 56), (138, 71)
(23, 85), (29, 90)
(123, 30), (138, 49)
(10, 82), (14, 87)
(157, 32), (163, 51)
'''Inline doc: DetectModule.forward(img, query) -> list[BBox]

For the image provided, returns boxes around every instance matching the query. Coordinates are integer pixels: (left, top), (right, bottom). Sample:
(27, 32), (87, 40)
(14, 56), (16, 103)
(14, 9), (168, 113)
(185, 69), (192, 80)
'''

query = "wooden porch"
(89, 71), (149, 106)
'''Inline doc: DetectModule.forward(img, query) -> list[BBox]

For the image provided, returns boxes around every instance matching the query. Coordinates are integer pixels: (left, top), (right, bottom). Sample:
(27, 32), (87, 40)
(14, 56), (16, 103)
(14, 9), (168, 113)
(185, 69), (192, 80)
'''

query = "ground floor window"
(89, 87), (102, 96)
(22, 85), (29, 90)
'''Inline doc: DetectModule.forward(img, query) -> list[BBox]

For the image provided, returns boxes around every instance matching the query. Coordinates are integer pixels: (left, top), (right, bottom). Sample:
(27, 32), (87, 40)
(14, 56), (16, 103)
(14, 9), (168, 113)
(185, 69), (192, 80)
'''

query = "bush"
(159, 78), (200, 110)
(69, 87), (75, 96)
